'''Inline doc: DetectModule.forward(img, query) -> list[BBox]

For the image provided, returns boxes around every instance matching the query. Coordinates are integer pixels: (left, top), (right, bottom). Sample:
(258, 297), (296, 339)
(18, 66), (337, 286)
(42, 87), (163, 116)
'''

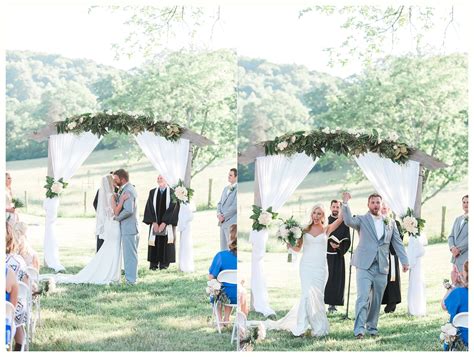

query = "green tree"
(106, 49), (237, 177)
(313, 54), (468, 205)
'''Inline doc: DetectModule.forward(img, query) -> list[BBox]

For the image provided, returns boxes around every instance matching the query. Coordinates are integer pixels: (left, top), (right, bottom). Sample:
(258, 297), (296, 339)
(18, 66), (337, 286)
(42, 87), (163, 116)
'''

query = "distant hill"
(6, 50), (125, 160)
(6, 51), (341, 162)
(237, 57), (342, 151)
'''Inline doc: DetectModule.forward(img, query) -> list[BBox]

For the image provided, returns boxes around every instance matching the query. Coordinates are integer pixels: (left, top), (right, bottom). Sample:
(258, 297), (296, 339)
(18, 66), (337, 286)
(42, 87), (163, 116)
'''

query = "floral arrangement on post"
(399, 207), (425, 236)
(171, 179), (194, 204)
(206, 278), (230, 305)
(11, 198), (24, 209)
(55, 112), (184, 141)
(239, 322), (267, 352)
(250, 205), (278, 231)
(44, 176), (68, 199)
(264, 128), (413, 165)
(277, 216), (303, 262)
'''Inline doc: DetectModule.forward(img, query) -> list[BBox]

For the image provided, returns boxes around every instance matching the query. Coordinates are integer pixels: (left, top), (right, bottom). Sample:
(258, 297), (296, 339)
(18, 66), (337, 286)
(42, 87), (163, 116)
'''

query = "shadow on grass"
(32, 266), (236, 351)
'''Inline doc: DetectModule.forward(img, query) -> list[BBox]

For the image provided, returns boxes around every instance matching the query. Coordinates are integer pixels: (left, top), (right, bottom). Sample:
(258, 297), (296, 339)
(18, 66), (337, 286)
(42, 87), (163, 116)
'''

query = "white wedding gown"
(263, 232), (330, 337)
(41, 177), (122, 285)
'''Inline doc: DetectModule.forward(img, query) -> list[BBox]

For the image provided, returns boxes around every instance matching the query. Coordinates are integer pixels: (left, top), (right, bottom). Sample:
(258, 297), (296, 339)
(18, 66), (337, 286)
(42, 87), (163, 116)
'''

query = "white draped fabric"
(354, 152), (426, 316)
(135, 131), (194, 272)
(44, 132), (101, 271)
(407, 234), (427, 316)
(251, 153), (317, 316)
(354, 152), (419, 217)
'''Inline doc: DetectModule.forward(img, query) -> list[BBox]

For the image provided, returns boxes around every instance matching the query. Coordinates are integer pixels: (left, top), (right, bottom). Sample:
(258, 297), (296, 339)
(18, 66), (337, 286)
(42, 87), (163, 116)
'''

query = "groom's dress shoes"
(355, 334), (364, 340)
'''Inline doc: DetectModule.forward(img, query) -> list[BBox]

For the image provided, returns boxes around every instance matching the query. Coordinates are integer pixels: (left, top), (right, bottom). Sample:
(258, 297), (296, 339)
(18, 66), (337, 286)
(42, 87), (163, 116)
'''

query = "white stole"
(148, 186), (175, 244)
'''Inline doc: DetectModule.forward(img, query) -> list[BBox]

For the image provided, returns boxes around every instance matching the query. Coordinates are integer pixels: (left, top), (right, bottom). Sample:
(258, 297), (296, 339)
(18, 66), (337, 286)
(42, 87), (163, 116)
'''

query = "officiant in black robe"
(324, 200), (351, 312)
(382, 218), (403, 313)
(143, 175), (180, 270)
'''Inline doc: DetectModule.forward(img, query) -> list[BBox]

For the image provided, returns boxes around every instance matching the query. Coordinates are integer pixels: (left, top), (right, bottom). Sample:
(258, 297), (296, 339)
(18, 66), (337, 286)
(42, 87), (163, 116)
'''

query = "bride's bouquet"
(277, 217), (303, 263)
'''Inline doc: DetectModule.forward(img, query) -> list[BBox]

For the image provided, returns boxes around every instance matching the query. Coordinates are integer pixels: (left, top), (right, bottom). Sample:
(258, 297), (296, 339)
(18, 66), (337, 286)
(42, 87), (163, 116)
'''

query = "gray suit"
(114, 183), (139, 284)
(216, 185), (237, 251)
(343, 204), (408, 336)
(448, 215), (468, 271)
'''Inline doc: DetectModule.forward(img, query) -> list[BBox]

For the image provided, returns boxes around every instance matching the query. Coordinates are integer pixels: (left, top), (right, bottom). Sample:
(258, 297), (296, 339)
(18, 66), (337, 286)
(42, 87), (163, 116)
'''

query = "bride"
(267, 203), (343, 337)
(42, 174), (129, 284)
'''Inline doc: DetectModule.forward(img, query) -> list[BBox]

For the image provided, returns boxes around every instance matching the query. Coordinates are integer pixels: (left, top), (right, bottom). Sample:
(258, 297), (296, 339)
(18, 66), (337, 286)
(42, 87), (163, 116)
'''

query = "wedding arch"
(238, 128), (448, 317)
(30, 112), (214, 273)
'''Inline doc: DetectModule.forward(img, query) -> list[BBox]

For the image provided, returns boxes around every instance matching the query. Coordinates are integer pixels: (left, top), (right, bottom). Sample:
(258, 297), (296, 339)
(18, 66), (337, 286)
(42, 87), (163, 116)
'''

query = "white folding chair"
(5, 301), (16, 351)
(16, 281), (30, 351)
(231, 310), (247, 345)
(453, 312), (468, 329)
(215, 269), (238, 337)
(26, 266), (40, 340)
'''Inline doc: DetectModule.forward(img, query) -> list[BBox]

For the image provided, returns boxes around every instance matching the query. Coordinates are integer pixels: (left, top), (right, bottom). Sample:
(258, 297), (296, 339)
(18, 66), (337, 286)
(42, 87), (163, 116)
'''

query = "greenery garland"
(55, 112), (184, 140)
(44, 176), (68, 199)
(264, 128), (414, 164)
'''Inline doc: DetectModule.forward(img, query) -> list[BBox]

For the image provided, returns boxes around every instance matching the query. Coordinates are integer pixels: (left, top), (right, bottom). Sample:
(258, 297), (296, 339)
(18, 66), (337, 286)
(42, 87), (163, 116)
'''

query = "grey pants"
(122, 234), (139, 283)
(220, 225), (230, 251)
(354, 259), (388, 336)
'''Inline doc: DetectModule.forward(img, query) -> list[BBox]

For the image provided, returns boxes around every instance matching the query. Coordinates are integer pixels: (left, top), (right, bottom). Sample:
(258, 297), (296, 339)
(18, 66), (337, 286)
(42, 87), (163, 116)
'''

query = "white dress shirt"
(371, 214), (384, 240)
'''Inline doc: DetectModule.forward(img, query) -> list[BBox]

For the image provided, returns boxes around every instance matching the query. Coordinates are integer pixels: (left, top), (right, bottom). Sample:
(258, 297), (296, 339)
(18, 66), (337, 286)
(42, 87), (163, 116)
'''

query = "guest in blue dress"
(209, 224), (237, 328)
(442, 260), (469, 349)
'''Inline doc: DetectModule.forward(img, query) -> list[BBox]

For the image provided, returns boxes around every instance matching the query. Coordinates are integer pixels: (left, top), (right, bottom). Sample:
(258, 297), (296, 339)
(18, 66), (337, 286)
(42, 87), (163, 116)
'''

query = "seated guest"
(13, 221), (40, 271)
(238, 279), (249, 317)
(6, 266), (19, 349)
(442, 260), (469, 349)
(6, 224), (29, 351)
(209, 224), (237, 328)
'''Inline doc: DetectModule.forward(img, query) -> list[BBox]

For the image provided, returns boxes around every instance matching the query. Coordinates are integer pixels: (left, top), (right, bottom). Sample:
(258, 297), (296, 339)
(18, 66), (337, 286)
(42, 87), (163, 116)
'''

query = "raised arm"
(341, 192), (361, 229)
(326, 210), (343, 237)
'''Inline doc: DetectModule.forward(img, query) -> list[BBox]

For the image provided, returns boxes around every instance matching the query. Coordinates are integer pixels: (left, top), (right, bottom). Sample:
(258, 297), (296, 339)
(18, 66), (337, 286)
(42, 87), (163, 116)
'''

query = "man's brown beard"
(369, 208), (380, 216)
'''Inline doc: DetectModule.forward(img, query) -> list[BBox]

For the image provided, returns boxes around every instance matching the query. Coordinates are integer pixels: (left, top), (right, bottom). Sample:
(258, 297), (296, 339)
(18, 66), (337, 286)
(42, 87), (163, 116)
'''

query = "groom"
(113, 169), (139, 285)
(342, 192), (409, 339)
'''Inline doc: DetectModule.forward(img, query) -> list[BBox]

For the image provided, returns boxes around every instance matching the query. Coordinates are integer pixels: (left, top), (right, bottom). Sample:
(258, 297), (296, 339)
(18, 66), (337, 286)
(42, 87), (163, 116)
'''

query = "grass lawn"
(239, 243), (454, 351)
(236, 168), (466, 351)
(23, 209), (235, 351)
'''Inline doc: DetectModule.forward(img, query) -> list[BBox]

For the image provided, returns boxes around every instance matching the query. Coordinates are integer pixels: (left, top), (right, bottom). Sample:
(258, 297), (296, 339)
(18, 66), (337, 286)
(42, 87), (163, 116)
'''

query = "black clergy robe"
(324, 215), (351, 306)
(143, 187), (180, 269)
(382, 220), (403, 306)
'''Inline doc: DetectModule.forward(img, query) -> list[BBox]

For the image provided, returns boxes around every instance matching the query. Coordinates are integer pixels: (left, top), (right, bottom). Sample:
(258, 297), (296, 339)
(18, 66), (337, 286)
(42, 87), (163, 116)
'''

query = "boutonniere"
(383, 217), (390, 226)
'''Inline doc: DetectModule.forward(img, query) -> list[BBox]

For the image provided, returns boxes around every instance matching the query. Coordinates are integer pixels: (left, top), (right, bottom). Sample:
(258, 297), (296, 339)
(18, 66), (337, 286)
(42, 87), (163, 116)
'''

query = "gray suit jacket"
(343, 204), (408, 274)
(448, 215), (468, 270)
(217, 185), (237, 228)
(114, 183), (139, 235)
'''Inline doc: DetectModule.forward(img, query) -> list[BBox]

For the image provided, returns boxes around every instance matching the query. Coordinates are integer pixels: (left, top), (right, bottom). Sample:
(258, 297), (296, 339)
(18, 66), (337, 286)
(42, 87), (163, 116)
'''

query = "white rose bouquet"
(206, 278), (229, 304)
(250, 205), (278, 231)
(277, 216), (303, 262)
(399, 207), (425, 237)
(171, 179), (194, 204)
(44, 176), (68, 199)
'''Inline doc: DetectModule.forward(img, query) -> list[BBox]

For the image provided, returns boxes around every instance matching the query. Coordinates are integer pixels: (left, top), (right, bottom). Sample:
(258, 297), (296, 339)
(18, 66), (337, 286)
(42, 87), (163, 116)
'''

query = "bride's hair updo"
(304, 203), (326, 232)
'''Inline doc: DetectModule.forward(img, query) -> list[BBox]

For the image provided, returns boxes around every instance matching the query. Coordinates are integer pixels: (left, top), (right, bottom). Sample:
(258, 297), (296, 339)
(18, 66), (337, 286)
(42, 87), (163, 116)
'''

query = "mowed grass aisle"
(237, 170), (466, 351)
(239, 243), (453, 351)
(24, 210), (234, 351)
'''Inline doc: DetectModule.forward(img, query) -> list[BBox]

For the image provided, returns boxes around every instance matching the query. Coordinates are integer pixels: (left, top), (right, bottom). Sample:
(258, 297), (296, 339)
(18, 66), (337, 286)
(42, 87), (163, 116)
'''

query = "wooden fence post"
(24, 190), (28, 213)
(84, 191), (87, 216)
(208, 178), (213, 208)
(441, 206), (447, 238)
